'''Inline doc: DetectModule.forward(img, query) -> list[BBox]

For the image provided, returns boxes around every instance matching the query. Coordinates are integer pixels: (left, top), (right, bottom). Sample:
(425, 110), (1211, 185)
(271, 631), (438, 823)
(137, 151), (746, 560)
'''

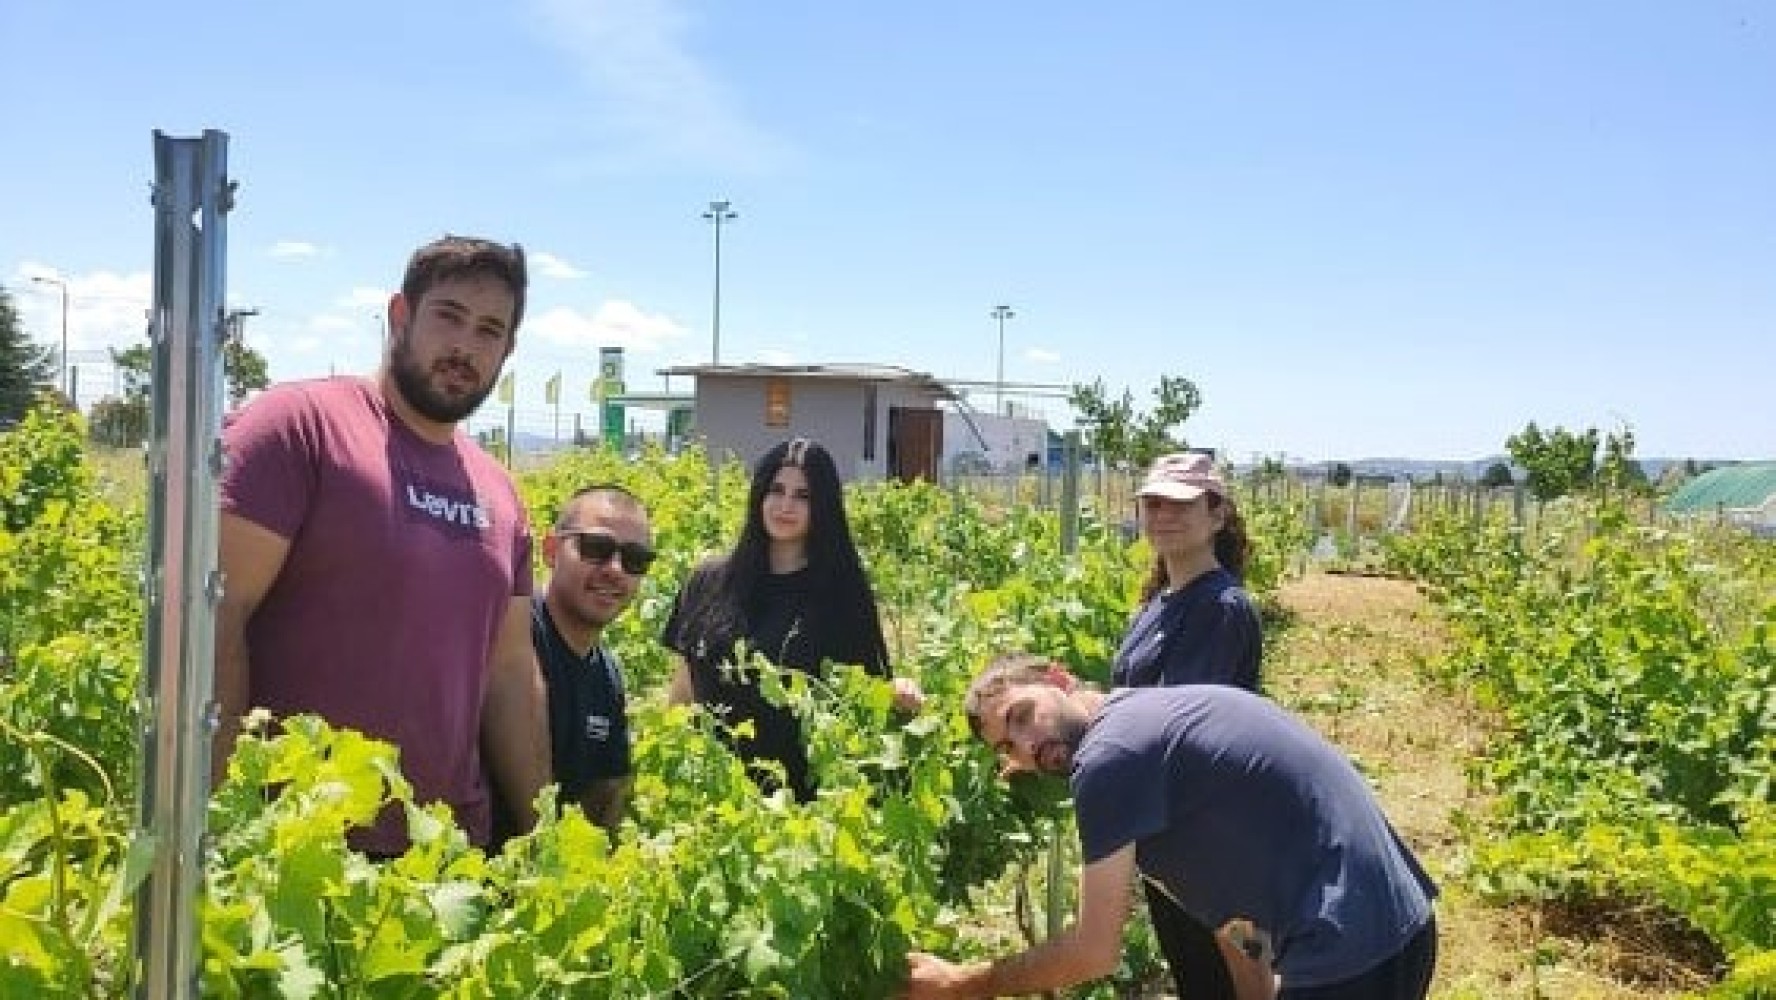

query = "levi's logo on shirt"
(404, 480), (491, 532)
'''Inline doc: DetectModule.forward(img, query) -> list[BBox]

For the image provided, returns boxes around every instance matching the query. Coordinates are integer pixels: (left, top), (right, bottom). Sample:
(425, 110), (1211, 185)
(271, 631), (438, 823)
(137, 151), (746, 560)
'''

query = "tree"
(1479, 461), (1514, 489)
(93, 324), (270, 446)
(223, 332), (270, 404)
(1069, 375), (1202, 470)
(0, 284), (57, 426)
(1327, 462), (1353, 488)
(93, 344), (152, 448)
(1597, 425), (1650, 495)
(87, 397), (147, 449)
(112, 343), (151, 398)
(1504, 422), (1599, 501)
(111, 325), (269, 406)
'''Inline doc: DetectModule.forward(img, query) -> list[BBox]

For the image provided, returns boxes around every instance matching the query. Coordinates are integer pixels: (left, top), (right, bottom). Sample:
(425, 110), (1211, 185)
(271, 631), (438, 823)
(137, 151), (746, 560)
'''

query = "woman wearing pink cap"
(1114, 451), (1261, 690)
(1114, 450), (1263, 999)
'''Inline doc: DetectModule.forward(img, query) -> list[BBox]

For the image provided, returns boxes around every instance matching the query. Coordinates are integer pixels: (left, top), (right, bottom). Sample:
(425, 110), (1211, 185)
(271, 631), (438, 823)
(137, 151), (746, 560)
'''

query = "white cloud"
(662, 350), (711, 369)
(310, 314), (379, 356)
(531, 251), (587, 280)
(257, 313), (381, 378)
(9, 264), (151, 357)
(338, 287), (390, 310)
(269, 241), (323, 259)
(308, 314), (364, 335)
(13, 261), (58, 285)
(527, 299), (686, 353)
(1025, 347), (1061, 364)
(530, 0), (791, 172)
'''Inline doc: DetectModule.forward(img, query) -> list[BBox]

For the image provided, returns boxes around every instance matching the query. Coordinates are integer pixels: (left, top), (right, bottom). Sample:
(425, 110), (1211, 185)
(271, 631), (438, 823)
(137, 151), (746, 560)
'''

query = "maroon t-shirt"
(221, 376), (532, 853)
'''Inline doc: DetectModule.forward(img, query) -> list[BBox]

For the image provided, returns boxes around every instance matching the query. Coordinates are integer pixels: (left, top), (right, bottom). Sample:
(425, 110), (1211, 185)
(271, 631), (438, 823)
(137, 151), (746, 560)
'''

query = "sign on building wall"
(765, 377), (791, 427)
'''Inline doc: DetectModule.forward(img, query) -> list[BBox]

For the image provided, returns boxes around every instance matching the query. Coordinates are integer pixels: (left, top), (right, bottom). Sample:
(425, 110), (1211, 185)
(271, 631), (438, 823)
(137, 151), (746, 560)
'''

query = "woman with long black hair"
(663, 437), (922, 801)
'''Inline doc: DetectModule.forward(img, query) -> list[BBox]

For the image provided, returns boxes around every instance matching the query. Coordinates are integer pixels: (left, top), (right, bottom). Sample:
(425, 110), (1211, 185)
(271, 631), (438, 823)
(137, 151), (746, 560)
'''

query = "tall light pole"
(703, 199), (738, 364)
(990, 304), (1015, 416)
(31, 275), (69, 399)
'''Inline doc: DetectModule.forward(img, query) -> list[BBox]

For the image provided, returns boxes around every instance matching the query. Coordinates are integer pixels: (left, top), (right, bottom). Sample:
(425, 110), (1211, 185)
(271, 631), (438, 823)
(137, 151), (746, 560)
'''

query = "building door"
(888, 406), (942, 483)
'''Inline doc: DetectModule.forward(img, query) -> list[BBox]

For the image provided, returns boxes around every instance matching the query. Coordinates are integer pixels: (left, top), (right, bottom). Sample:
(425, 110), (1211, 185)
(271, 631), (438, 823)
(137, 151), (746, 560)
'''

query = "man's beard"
(1037, 711), (1090, 777)
(388, 325), (499, 424)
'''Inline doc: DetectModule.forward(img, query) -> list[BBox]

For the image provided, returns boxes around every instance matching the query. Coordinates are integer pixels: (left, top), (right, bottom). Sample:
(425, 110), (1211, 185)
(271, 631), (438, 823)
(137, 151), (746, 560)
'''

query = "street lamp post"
(702, 199), (738, 365)
(990, 304), (1015, 416)
(31, 275), (70, 399)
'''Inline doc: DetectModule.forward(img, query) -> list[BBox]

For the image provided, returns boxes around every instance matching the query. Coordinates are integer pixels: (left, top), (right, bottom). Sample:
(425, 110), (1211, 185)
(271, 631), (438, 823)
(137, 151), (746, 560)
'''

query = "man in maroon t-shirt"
(215, 235), (549, 855)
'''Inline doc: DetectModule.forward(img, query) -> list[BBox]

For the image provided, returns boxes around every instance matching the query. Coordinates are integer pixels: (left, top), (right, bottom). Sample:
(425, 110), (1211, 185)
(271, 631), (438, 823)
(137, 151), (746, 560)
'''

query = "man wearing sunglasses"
(522, 484), (655, 835)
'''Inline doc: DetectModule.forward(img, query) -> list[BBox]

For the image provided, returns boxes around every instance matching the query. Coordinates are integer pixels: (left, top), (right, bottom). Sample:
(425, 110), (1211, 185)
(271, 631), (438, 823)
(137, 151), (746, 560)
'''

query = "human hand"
(891, 676), (926, 713)
(1215, 919), (1279, 1000)
(902, 952), (970, 998)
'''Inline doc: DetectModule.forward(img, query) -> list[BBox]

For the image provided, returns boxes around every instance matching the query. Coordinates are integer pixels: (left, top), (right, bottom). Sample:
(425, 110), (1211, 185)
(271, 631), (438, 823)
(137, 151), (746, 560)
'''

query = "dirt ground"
(1267, 572), (1712, 1000)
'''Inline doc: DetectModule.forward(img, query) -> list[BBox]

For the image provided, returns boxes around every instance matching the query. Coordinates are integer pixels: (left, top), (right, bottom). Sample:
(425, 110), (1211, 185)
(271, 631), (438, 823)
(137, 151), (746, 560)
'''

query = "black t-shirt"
(662, 557), (887, 799)
(534, 596), (632, 796)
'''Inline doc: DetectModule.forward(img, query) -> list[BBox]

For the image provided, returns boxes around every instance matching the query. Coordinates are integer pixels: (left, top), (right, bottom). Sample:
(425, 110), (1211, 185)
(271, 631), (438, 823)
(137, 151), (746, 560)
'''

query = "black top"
(534, 595), (632, 795)
(662, 557), (888, 800)
(1111, 566), (1262, 691)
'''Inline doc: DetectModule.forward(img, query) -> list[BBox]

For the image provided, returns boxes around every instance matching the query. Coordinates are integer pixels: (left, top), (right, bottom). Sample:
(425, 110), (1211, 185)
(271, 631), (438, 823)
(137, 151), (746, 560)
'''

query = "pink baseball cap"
(1137, 452), (1225, 502)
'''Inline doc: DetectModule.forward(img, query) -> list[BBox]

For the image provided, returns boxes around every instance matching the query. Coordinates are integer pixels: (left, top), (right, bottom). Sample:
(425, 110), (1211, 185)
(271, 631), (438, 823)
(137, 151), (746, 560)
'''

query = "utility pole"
(990, 304), (1015, 416)
(702, 199), (738, 364)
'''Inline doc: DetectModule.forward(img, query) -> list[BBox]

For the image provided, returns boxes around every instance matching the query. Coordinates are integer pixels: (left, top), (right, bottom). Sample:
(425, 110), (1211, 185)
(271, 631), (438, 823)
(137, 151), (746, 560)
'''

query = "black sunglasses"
(562, 530), (656, 576)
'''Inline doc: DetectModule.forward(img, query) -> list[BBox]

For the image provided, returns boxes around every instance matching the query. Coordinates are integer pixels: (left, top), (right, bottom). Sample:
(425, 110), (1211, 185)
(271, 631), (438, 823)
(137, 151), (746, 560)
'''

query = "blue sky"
(3, 0), (1772, 462)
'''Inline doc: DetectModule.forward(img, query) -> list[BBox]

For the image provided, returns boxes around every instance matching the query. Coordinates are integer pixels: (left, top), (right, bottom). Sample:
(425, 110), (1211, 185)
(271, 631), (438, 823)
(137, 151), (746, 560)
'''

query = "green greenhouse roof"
(1664, 462), (1776, 514)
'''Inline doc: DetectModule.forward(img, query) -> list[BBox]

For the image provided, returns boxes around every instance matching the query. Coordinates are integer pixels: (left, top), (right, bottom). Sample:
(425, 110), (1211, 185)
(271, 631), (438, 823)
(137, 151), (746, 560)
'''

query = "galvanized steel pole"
(133, 129), (231, 1000)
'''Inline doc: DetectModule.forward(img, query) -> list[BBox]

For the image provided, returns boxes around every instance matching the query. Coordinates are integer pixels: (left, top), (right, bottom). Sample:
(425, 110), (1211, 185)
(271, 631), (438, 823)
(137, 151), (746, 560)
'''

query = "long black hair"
(688, 438), (889, 673)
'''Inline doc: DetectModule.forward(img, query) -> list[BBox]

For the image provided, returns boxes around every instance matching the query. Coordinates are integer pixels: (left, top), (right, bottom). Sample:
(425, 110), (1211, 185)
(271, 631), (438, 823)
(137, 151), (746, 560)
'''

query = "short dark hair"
(400, 235), (529, 333)
(962, 652), (1058, 739)
(556, 483), (647, 529)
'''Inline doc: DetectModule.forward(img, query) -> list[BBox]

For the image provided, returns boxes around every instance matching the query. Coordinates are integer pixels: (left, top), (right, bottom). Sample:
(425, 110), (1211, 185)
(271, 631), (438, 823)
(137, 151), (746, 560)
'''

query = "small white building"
(658, 363), (958, 482)
(942, 403), (1050, 474)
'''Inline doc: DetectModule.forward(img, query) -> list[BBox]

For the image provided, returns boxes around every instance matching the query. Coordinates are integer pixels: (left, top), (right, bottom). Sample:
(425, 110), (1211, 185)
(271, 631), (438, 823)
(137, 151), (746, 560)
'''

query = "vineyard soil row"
(1273, 572), (1715, 1000)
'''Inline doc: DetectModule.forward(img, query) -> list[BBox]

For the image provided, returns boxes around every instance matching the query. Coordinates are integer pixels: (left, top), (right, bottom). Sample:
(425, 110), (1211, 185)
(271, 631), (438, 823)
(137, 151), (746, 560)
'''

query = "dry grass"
(1268, 572), (1708, 1000)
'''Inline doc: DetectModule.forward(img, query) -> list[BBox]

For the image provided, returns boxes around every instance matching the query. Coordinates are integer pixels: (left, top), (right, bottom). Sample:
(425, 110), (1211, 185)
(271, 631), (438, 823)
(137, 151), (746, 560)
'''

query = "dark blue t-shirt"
(1111, 567), (1261, 690)
(1072, 686), (1436, 988)
(533, 596), (632, 796)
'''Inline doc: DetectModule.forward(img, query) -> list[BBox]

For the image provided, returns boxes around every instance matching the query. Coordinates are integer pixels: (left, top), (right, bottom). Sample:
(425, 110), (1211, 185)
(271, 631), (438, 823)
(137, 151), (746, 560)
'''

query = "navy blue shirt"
(533, 596), (632, 797)
(1073, 687), (1436, 987)
(1111, 567), (1261, 690)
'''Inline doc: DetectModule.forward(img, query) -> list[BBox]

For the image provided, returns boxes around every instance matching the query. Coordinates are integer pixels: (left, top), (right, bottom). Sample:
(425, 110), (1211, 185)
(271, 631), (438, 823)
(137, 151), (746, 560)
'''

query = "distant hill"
(1229, 457), (1505, 482)
(1234, 456), (1748, 483)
